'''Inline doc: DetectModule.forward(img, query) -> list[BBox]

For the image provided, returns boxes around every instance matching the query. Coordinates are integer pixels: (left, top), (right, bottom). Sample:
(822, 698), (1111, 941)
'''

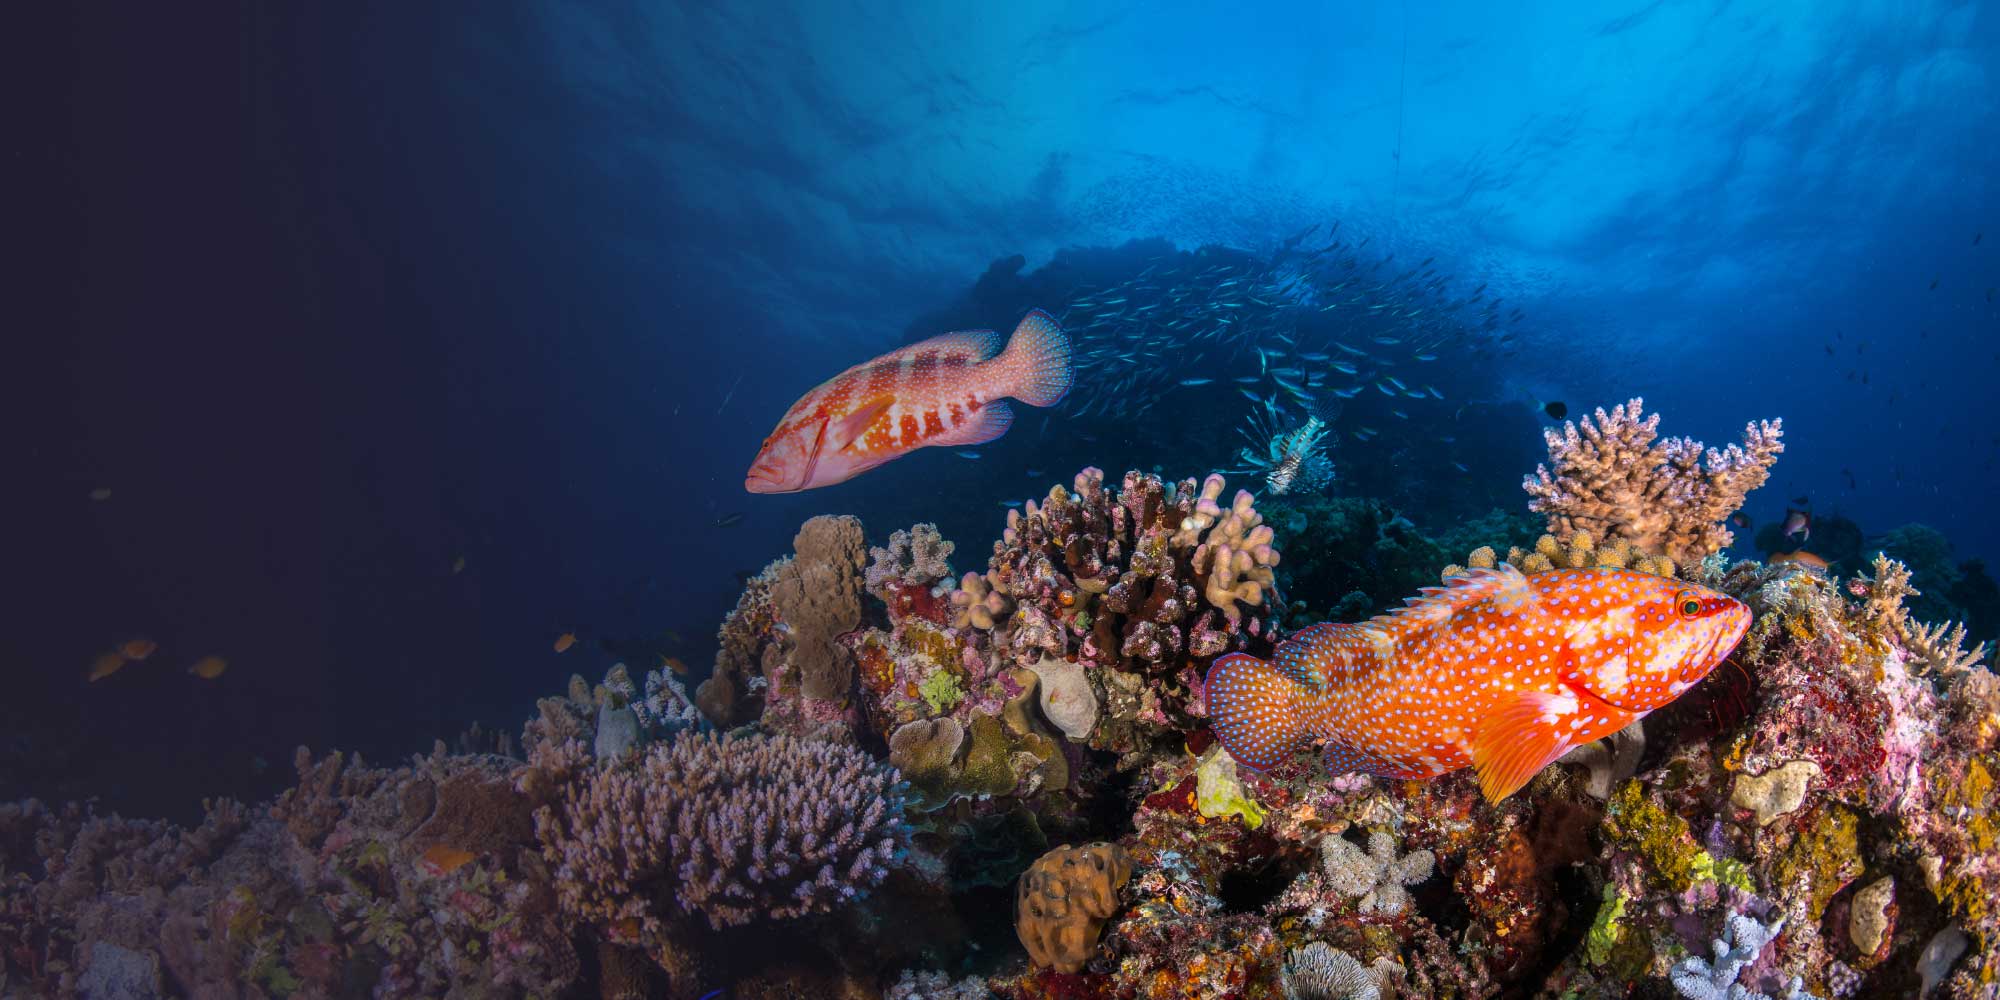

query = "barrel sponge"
(1015, 842), (1133, 973)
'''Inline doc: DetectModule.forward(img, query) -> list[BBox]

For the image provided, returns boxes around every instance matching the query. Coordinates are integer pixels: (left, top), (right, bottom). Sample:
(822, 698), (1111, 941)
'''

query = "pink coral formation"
(1524, 397), (1782, 568)
(948, 468), (1281, 751)
(530, 731), (908, 943)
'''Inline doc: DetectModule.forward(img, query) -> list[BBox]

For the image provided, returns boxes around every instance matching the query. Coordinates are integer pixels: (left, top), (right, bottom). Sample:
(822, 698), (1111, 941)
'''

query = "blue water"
(13, 2), (1997, 823)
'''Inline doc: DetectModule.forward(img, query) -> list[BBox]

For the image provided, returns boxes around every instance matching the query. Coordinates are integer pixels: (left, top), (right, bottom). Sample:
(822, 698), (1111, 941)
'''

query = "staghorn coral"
(1320, 829), (1433, 917)
(531, 731), (908, 944)
(1014, 842), (1132, 974)
(1523, 397), (1782, 567)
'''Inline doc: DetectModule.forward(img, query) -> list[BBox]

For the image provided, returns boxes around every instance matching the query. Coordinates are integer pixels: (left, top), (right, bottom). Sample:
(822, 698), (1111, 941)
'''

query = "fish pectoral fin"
(828, 395), (896, 454)
(1468, 690), (1580, 804)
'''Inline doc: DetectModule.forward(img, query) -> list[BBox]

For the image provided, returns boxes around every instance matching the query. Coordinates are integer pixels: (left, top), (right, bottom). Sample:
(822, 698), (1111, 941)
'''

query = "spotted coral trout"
(1205, 566), (1750, 802)
(745, 310), (1071, 493)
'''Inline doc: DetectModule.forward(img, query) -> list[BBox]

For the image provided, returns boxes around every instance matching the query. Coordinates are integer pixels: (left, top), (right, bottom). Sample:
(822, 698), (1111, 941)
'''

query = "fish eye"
(1675, 591), (1703, 618)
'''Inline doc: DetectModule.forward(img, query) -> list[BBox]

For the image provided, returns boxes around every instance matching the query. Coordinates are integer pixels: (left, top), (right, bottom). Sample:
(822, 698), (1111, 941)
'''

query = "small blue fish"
(1179, 378), (1215, 386)
(1239, 387), (1263, 402)
(957, 451), (982, 459)
(1000, 499), (1024, 508)
(1234, 375), (1262, 384)
(1026, 468), (1044, 477)
(1414, 353), (1438, 361)
(1454, 462), (1469, 472)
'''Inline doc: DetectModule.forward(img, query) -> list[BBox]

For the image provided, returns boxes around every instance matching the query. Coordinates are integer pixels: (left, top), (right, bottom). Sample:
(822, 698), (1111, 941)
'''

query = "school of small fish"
(1206, 566), (1750, 803)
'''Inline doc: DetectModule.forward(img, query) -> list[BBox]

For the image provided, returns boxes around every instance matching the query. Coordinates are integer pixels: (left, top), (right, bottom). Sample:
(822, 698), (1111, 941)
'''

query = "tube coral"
(1523, 397), (1782, 567)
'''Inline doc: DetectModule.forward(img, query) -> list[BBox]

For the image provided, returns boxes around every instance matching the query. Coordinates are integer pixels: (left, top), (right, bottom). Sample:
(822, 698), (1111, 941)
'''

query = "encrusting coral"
(1014, 842), (1132, 974)
(1524, 397), (1782, 567)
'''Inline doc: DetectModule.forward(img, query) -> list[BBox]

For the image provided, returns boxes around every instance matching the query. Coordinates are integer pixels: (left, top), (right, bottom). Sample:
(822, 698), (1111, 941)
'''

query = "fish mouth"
(744, 461), (792, 494)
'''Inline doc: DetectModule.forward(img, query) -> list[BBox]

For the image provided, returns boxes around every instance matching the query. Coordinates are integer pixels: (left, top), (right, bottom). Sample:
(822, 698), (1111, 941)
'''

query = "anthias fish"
(1206, 566), (1749, 802)
(746, 311), (1071, 493)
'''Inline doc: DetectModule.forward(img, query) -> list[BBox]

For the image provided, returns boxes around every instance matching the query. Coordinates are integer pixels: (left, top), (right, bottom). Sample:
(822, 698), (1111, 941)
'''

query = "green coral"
(1604, 780), (1752, 893)
(918, 669), (964, 714)
(1193, 746), (1266, 828)
(1585, 885), (1627, 966)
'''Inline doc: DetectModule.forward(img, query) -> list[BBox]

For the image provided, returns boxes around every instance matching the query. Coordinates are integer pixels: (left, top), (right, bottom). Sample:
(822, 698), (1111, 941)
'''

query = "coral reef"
(531, 732), (908, 939)
(1280, 942), (1379, 1000)
(1524, 397), (1782, 567)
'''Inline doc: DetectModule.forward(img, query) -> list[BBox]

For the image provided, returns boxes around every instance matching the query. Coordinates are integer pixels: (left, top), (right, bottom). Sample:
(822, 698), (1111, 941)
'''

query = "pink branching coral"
(1523, 397), (1782, 568)
(531, 731), (908, 941)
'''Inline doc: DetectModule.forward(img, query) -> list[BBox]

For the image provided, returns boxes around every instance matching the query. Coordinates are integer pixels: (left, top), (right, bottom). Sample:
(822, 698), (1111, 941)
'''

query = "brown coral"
(770, 515), (867, 702)
(1442, 531), (1677, 580)
(1015, 842), (1132, 973)
(1522, 397), (1781, 567)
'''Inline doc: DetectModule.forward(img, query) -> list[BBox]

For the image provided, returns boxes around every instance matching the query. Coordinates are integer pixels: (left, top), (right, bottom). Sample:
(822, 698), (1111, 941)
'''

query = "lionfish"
(1233, 396), (1335, 495)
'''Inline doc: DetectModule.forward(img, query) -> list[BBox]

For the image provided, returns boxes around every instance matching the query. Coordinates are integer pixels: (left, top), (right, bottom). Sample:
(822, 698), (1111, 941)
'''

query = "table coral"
(1523, 397), (1782, 567)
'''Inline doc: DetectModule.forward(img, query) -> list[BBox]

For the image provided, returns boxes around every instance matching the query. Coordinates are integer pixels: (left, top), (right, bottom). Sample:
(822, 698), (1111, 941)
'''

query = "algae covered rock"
(1014, 842), (1132, 974)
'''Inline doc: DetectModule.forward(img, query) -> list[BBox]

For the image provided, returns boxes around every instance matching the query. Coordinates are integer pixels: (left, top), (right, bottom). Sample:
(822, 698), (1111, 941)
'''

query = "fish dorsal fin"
(897, 329), (1004, 364)
(828, 394), (895, 454)
(1364, 564), (1534, 633)
(1469, 688), (1581, 803)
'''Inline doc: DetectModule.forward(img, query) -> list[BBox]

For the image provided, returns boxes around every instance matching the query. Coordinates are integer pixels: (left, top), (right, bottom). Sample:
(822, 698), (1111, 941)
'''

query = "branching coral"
(531, 731), (907, 944)
(1523, 397), (1782, 567)
(1667, 909), (1812, 1000)
(1320, 830), (1433, 916)
(947, 468), (1281, 751)
(866, 523), (956, 600)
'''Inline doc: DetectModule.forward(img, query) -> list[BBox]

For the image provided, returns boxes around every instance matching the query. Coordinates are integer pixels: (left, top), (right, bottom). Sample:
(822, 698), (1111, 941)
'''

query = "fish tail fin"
(1205, 652), (1306, 772)
(994, 309), (1072, 407)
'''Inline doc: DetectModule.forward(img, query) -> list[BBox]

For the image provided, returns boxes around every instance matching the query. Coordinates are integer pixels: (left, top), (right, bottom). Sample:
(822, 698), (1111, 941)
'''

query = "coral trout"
(1206, 566), (1749, 802)
(745, 311), (1071, 493)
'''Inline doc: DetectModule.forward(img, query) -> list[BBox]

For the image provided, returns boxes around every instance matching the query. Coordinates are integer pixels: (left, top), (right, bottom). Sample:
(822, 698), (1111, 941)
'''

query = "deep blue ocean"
(14, 0), (1998, 827)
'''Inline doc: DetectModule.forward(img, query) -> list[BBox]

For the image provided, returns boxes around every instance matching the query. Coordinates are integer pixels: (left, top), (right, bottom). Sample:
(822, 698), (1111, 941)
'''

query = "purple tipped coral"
(532, 731), (908, 938)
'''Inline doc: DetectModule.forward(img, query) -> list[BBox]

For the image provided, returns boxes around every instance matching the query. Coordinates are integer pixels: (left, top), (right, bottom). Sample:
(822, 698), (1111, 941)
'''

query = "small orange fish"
(661, 655), (688, 676)
(1769, 550), (1829, 571)
(88, 651), (127, 682)
(745, 310), (1071, 493)
(553, 632), (577, 653)
(189, 655), (228, 680)
(120, 638), (158, 661)
(420, 844), (476, 876)
(1207, 566), (1749, 802)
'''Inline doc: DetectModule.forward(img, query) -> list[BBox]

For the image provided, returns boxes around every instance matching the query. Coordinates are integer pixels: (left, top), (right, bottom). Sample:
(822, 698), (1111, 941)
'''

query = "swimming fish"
(420, 844), (477, 876)
(1543, 401), (1568, 420)
(745, 311), (1070, 493)
(120, 638), (157, 661)
(1205, 566), (1750, 802)
(553, 632), (577, 653)
(1781, 507), (1811, 542)
(188, 656), (229, 680)
(1768, 550), (1829, 571)
(88, 652), (126, 683)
